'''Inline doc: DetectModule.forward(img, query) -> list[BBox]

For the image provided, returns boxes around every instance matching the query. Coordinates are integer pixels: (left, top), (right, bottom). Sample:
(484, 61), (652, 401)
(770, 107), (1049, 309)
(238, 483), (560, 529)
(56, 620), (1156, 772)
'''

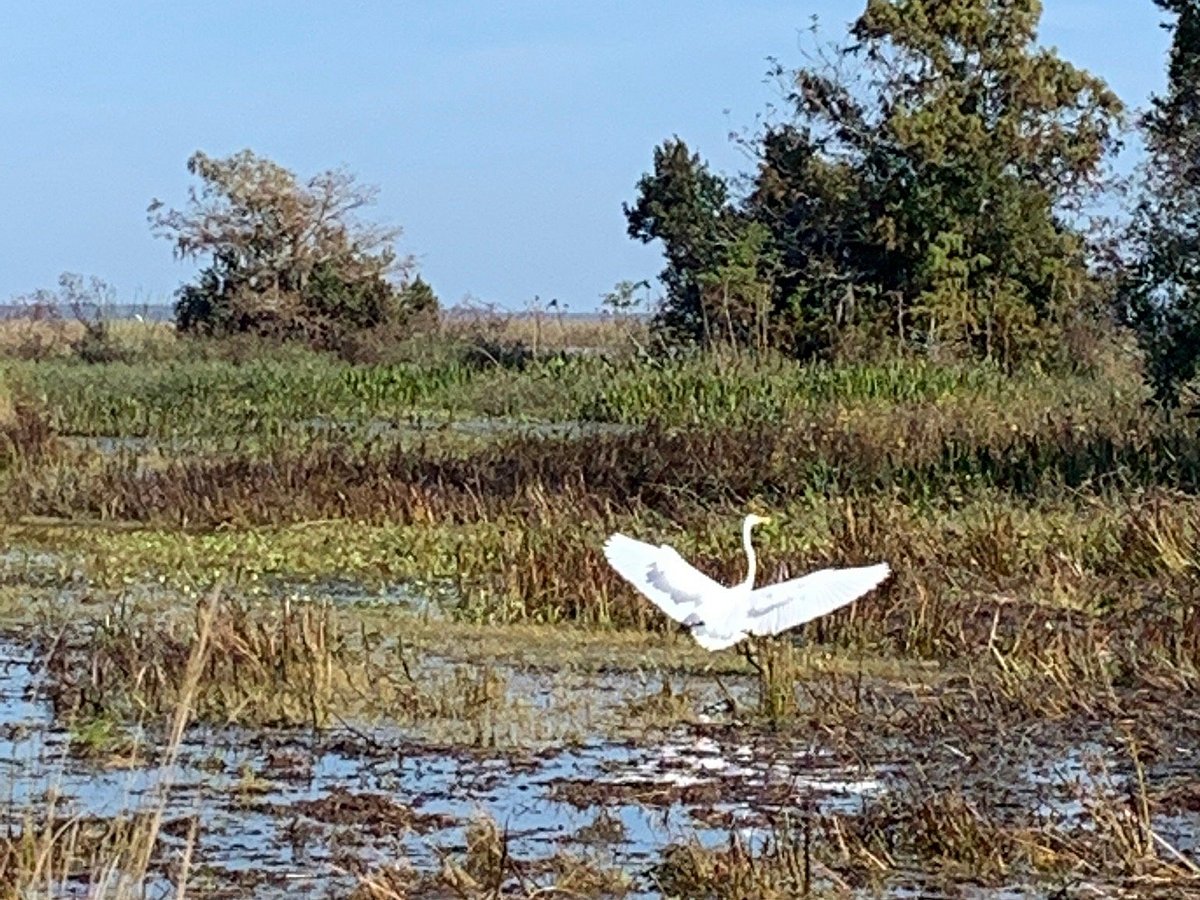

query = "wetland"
(0, 320), (1198, 897)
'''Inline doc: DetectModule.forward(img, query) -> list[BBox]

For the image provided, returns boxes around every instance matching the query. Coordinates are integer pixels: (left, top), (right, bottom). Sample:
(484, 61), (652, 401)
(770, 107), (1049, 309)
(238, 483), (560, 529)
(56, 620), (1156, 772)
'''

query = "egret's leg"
(741, 638), (762, 676)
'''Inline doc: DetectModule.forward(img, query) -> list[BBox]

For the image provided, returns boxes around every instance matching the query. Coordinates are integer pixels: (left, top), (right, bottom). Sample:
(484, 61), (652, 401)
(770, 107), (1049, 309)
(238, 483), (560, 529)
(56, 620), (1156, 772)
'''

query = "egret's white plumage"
(603, 514), (891, 651)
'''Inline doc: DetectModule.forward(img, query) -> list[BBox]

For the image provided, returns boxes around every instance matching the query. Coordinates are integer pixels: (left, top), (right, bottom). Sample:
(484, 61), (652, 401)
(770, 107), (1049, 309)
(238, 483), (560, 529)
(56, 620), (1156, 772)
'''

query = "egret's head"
(745, 513), (772, 529)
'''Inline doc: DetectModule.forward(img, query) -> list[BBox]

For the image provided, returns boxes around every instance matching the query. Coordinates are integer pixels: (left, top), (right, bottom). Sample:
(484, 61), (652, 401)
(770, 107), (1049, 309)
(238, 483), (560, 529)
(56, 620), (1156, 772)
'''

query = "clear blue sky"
(0, 2), (1174, 312)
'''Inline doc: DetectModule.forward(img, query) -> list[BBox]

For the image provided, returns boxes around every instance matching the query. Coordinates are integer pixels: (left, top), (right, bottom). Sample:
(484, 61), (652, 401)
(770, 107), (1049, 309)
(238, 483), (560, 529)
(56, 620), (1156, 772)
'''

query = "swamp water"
(2, 631), (1196, 897)
(0, 637), (886, 897)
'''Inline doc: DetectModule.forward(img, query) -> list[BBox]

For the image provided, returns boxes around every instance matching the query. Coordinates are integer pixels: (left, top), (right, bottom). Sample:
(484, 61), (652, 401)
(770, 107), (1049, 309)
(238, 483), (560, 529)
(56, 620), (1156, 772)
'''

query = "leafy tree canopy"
(149, 150), (434, 345)
(1119, 0), (1200, 404)
(628, 0), (1123, 367)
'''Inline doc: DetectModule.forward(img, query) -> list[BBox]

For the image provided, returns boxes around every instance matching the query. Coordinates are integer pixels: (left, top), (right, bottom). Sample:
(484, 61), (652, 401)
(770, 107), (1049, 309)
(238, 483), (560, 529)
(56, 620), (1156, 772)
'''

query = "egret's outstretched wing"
(743, 563), (891, 637)
(603, 533), (727, 624)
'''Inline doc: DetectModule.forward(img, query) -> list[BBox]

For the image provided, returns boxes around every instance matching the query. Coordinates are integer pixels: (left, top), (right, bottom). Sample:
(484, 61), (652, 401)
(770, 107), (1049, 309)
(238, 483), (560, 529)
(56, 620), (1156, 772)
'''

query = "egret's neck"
(741, 519), (758, 591)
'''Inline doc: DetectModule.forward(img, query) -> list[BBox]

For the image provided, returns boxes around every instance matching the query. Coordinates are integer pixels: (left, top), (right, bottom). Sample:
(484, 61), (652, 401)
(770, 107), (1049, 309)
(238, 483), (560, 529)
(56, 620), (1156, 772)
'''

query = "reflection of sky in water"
(1, 637), (1198, 897)
(0, 639), (885, 892)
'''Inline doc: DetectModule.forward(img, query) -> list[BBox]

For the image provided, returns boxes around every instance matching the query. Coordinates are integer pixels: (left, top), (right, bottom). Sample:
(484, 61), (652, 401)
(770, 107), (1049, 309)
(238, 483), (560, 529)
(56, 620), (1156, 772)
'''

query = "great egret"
(603, 514), (891, 651)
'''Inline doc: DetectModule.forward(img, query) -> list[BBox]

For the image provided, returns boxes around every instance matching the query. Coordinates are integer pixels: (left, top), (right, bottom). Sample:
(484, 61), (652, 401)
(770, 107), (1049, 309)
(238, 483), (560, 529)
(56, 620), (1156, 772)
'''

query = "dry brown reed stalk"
(125, 588), (219, 885)
(1059, 739), (1200, 886)
(0, 808), (174, 900)
(0, 372), (13, 428)
(0, 318), (176, 363)
(40, 592), (337, 727)
(652, 819), (828, 900)
(817, 791), (1032, 886)
(0, 317), (82, 361)
(351, 809), (635, 900)
(0, 389), (55, 470)
(441, 305), (644, 354)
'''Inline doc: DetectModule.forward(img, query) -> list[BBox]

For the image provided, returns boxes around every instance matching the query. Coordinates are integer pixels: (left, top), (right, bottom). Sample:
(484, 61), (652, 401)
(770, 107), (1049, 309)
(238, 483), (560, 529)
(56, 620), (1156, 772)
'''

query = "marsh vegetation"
(0, 309), (1197, 898)
(5, 0), (1200, 894)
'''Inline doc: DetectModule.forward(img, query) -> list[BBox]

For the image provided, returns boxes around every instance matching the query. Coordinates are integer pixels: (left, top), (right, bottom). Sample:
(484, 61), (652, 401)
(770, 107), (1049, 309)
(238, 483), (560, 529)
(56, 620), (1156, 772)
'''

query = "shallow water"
(2, 631), (1198, 897)
(64, 416), (637, 456)
(0, 638), (888, 896)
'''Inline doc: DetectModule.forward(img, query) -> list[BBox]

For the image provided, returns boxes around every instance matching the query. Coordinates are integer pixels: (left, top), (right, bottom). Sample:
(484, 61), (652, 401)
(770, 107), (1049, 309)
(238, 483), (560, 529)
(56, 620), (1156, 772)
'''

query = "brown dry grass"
(0, 318), (177, 362)
(0, 308), (644, 364)
(0, 371), (13, 427)
(440, 303), (648, 352)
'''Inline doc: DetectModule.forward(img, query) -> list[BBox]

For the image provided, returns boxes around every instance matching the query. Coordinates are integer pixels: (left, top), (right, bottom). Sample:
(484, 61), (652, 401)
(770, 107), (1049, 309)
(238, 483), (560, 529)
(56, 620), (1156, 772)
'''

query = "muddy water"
(0, 639), (885, 897)
(2, 634), (1198, 898)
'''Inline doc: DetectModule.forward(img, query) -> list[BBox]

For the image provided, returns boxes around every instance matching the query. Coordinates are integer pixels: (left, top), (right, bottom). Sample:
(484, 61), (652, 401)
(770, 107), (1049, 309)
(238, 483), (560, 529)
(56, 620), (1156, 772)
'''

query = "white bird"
(603, 514), (891, 651)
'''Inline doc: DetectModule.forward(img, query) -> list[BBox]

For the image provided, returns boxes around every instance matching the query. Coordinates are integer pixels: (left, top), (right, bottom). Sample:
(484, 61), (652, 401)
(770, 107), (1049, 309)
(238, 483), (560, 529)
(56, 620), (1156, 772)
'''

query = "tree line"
(107, 0), (1200, 404)
(626, 0), (1200, 403)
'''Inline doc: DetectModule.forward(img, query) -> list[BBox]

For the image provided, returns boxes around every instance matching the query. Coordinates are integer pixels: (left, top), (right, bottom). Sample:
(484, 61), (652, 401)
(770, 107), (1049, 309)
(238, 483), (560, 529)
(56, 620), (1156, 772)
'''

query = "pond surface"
(0, 638), (888, 896)
(3, 633), (1197, 897)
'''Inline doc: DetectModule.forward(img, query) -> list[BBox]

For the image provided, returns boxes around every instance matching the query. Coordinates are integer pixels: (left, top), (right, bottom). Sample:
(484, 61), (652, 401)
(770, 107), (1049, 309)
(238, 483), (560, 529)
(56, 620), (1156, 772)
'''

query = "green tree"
(628, 1), (1123, 365)
(741, 124), (878, 358)
(150, 150), (434, 345)
(624, 139), (746, 346)
(1120, 0), (1200, 404)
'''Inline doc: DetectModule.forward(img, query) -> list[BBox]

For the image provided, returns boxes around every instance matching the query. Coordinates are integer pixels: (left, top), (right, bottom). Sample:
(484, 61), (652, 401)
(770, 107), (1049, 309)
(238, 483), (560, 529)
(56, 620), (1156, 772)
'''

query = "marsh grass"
(651, 766), (1200, 898)
(652, 819), (818, 899)
(0, 807), (191, 900)
(0, 317), (178, 365)
(819, 761), (1200, 892)
(745, 638), (801, 723)
(0, 365), (1180, 531)
(4, 329), (1138, 443)
(352, 810), (633, 899)
(37, 594), (590, 745)
(6, 325), (1200, 895)
(41, 594), (344, 728)
(10, 474), (1200, 681)
(0, 589), (216, 898)
(0, 385), (54, 472)
(0, 371), (12, 427)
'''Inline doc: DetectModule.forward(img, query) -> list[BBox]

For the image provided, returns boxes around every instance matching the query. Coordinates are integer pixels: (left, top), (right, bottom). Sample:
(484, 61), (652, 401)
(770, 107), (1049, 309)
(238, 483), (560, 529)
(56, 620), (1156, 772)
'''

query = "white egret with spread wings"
(603, 514), (891, 651)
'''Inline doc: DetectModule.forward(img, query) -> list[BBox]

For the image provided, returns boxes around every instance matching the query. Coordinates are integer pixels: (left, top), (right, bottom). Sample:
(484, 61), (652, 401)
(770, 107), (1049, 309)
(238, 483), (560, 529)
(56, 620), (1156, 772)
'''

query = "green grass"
(8, 340), (1141, 442)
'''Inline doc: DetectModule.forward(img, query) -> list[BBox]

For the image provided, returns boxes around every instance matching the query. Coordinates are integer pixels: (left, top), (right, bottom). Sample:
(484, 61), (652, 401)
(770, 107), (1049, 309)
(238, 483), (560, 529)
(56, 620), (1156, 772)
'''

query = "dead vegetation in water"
(40, 595), (353, 728)
(0, 807), (198, 900)
(349, 810), (633, 900)
(264, 786), (455, 837)
(6, 592), (1200, 897)
(645, 771), (1200, 899)
(0, 590), (217, 898)
(552, 777), (724, 810)
(35, 595), (584, 745)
